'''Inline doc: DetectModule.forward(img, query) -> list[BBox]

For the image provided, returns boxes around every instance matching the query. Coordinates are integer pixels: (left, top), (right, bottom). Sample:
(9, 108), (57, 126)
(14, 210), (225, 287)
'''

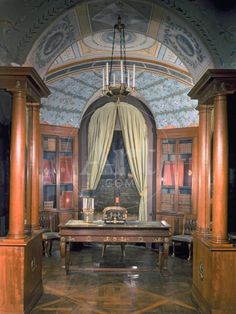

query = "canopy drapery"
(87, 101), (148, 221)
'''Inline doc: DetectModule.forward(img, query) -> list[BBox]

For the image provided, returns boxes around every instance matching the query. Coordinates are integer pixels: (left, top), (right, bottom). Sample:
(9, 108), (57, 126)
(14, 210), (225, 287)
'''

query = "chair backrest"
(182, 214), (197, 235)
(39, 209), (59, 232)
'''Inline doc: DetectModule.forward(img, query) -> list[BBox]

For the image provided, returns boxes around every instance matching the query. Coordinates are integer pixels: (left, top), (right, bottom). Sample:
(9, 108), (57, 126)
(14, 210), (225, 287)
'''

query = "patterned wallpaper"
(41, 69), (198, 129)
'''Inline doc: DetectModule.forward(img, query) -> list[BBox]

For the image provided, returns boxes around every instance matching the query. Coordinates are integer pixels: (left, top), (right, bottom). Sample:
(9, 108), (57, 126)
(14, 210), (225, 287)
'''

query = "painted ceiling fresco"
(0, 0), (235, 129)
(26, 1), (214, 80)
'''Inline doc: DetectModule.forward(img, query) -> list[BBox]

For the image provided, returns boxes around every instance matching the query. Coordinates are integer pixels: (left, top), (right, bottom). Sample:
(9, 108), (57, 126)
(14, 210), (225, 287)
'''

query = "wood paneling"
(0, 232), (43, 314)
(193, 237), (236, 314)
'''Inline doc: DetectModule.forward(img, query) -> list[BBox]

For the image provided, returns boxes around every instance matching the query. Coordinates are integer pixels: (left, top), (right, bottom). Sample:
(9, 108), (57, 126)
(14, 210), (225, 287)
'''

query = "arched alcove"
(79, 94), (156, 220)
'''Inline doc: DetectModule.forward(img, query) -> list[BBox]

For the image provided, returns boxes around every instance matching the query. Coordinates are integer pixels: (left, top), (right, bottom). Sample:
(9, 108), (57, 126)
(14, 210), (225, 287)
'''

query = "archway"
(79, 95), (156, 220)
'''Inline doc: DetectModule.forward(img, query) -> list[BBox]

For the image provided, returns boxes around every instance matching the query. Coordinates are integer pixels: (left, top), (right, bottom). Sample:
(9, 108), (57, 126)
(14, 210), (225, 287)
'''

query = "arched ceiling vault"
(0, 0), (236, 129)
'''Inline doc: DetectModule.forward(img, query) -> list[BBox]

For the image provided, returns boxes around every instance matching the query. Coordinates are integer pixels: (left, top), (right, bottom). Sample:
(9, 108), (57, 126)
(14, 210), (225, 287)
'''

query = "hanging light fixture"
(102, 15), (135, 97)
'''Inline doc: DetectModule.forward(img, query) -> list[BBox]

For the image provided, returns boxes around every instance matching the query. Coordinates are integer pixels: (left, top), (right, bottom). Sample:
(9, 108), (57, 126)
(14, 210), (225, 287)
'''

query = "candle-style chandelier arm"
(102, 15), (136, 97)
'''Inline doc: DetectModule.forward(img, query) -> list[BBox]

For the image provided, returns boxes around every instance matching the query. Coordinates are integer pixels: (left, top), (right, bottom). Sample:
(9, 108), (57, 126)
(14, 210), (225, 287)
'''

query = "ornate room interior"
(0, 0), (236, 313)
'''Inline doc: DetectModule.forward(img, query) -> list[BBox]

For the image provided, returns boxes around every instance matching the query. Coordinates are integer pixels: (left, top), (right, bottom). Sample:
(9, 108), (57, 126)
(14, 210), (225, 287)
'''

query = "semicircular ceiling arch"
(24, 0), (215, 83)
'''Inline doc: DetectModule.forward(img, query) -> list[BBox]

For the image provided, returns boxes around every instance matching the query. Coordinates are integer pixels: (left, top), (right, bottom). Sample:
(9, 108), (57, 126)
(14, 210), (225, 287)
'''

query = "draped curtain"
(87, 101), (148, 221)
(117, 102), (148, 221)
(88, 102), (117, 189)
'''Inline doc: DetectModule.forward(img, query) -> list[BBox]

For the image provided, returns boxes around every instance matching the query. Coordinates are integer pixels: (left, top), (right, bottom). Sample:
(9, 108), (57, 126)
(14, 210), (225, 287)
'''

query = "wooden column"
(8, 91), (27, 239)
(212, 94), (228, 244)
(25, 105), (32, 232)
(188, 69), (236, 314)
(31, 104), (40, 230)
(196, 104), (212, 235)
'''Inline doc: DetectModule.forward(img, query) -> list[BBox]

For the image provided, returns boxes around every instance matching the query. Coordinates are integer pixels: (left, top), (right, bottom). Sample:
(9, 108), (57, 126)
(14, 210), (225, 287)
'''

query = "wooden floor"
(32, 243), (200, 313)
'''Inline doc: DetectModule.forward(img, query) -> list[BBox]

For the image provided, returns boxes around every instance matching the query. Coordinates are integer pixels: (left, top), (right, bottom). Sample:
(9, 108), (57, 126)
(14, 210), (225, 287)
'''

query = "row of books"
(162, 142), (192, 154)
(43, 138), (73, 152)
(162, 143), (175, 154)
(60, 140), (73, 152)
(43, 138), (56, 151)
(43, 201), (54, 209)
(43, 156), (73, 184)
(179, 142), (192, 154)
(161, 193), (175, 203)
(179, 193), (191, 204)
(160, 203), (175, 210)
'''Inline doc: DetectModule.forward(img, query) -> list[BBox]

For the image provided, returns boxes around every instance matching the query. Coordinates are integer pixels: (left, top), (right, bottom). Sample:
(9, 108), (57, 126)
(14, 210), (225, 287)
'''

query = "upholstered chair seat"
(172, 215), (196, 261)
(39, 209), (60, 257)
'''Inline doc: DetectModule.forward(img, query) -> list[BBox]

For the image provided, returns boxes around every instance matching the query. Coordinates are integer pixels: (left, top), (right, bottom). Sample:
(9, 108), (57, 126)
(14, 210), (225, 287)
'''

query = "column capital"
(189, 69), (236, 104)
(196, 104), (214, 112)
(27, 102), (40, 108)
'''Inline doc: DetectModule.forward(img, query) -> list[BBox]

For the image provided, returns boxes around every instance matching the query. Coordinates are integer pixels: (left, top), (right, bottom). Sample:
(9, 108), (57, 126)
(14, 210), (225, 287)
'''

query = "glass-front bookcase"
(156, 128), (198, 234)
(40, 125), (78, 223)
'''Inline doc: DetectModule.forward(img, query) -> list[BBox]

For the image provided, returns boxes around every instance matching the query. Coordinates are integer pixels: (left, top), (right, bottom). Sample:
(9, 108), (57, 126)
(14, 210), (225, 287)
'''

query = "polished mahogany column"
(212, 95), (228, 243)
(25, 105), (33, 231)
(8, 91), (27, 239)
(31, 104), (40, 230)
(197, 104), (212, 235)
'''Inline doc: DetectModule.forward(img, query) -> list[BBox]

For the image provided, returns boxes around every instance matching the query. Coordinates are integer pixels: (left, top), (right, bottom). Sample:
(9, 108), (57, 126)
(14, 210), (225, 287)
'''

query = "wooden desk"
(59, 220), (171, 273)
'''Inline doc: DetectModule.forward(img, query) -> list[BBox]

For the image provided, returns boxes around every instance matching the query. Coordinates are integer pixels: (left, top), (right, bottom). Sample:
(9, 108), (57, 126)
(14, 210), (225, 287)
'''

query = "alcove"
(79, 95), (156, 220)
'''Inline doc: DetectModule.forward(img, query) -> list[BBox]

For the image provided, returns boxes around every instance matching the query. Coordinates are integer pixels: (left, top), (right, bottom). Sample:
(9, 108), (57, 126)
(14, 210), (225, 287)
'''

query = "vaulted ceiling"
(0, 0), (235, 128)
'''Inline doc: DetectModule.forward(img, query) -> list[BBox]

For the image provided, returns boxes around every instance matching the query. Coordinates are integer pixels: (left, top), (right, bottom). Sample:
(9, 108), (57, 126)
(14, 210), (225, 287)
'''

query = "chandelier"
(102, 15), (135, 97)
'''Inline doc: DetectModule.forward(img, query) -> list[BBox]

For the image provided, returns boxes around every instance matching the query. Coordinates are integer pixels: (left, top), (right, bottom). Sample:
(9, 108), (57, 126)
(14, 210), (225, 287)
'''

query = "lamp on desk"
(80, 190), (96, 222)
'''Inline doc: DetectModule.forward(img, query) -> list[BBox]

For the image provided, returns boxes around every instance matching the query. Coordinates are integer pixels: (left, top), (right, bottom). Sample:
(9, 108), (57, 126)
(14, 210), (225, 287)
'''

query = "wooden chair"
(172, 214), (196, 261)
(228, 232), (236, 245)
(102, 206), (127, 259)
(39, 209), (60, 257)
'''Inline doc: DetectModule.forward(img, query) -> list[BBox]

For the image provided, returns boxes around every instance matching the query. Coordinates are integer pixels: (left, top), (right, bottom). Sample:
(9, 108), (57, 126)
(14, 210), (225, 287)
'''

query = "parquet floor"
(31, 244), (201, 313)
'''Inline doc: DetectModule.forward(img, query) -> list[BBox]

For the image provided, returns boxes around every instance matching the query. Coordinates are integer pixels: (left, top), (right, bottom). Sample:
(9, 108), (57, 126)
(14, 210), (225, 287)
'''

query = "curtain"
(88, 102), (117, 189)
(117, 102), (148, 221)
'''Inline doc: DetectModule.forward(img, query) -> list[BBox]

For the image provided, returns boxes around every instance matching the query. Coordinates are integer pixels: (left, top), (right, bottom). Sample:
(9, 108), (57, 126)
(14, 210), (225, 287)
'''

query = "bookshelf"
(156, 127), (198, 235)
(40, 125), (79, 224)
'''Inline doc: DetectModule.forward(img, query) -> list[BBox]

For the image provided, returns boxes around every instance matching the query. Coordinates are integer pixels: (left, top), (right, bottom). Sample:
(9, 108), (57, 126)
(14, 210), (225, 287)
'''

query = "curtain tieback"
(139, 189), (146, 197)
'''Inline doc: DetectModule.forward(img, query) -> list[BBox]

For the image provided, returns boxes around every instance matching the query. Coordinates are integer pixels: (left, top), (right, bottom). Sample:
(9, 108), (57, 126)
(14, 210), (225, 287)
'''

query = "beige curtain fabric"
(88, 102), (117, 189)
(117, 102), (148, 221)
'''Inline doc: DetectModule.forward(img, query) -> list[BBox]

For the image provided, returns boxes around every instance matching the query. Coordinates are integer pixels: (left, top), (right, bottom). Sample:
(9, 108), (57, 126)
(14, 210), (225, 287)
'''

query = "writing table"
(59, 220), (170, 273)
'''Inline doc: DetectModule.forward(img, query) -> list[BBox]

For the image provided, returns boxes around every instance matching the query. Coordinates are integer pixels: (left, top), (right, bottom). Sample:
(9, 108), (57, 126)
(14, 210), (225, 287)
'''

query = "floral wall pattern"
(41, 70), (198, 129)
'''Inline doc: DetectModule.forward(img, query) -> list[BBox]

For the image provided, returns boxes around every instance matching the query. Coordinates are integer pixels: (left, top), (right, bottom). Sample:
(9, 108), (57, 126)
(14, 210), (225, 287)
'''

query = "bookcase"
(156, 127), (198, 235)
(40, 125), (79, 224)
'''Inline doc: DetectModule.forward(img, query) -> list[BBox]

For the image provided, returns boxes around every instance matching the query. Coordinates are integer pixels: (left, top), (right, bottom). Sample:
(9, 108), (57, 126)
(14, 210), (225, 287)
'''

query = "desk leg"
(163, 239), (169, 270)
(60, 237), (71, 274)
(60, 237), (66, 269)
(158, 240), (169, 271)
(65, 242), (70, 275)
(158, 244), (163, 269)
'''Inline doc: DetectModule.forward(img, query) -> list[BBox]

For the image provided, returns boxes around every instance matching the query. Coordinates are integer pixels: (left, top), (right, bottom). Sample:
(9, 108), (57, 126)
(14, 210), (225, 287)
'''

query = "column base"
(0, 232), (43, 314)
(192, 236), (236, 313)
